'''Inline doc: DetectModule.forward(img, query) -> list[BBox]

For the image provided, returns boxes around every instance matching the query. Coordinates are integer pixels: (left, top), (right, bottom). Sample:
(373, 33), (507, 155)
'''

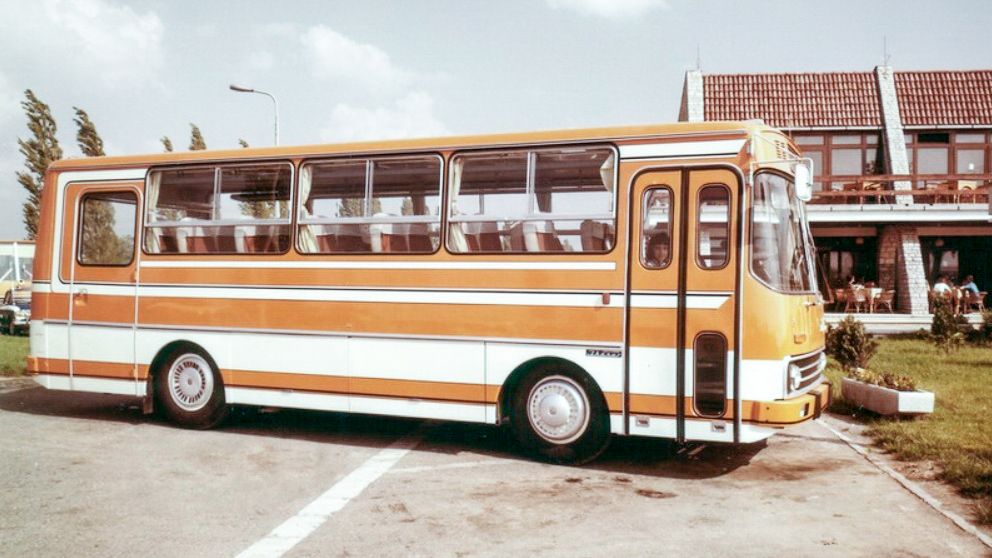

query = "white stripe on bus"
(618, 139), (746, 160)
(43, 283), (729, 310)
(140, 260), (616, 271)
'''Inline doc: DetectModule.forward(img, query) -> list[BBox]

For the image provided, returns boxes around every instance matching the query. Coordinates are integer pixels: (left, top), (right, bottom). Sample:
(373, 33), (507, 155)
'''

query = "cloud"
(319, 92), (448, 142)
(0, 0), (164, 89)
(546, 0), (669, 19)
(302, 25), (411, 94)
(0, 72), (20, 123)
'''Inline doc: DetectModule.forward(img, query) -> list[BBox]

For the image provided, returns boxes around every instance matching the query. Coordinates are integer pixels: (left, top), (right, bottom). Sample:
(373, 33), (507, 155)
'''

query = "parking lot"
(1, 382), (988, 557)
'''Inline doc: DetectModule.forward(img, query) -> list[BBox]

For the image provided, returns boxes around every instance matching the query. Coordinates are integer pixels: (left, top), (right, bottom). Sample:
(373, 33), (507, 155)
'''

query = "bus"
(27, 121), (828, 463)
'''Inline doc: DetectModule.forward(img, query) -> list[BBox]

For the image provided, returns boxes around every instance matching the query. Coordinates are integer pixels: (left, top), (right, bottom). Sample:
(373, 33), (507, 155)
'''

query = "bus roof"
(48, 121), (775, 171)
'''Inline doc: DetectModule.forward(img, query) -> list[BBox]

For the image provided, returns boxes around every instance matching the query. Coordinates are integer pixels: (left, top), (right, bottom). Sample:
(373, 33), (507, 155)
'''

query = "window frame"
(748, 169), (819, 295)
(692, 331), (728, 418)
(295, 152), (445, 255)
(77, 190), (139, 268)
(445, 143), (619, 255)
(142, 160), (296, 256)
(639, 185), (674, 270)
(694, 183), (731, 271)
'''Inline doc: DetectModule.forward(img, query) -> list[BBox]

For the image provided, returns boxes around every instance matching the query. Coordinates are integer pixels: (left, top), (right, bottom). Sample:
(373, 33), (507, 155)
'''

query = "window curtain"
(297, 165), (318, 253)
(143, 172), (162, 253)
(447, 159), (468, 251)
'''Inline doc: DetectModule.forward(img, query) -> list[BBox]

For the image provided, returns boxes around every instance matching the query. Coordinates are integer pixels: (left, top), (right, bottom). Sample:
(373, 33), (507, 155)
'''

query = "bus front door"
(627, 167), (741, 443)
(60, 183), (141, 395)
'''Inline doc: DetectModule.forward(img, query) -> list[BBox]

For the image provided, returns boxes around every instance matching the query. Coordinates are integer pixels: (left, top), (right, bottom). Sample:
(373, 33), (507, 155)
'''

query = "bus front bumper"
(748, 382), (831, 426)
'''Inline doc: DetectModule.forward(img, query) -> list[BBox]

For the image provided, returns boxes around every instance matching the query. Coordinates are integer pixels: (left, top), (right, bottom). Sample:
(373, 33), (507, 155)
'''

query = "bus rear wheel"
(155, 345), (228, 430)
(509, 367), (610, 465)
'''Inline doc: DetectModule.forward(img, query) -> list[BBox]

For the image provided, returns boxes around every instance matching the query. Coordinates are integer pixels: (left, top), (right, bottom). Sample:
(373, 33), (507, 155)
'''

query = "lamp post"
(229, 84), (279, 146)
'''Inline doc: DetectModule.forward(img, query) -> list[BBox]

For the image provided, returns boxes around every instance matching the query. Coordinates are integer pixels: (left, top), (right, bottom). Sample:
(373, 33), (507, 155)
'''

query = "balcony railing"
(809, 174), (992, 205)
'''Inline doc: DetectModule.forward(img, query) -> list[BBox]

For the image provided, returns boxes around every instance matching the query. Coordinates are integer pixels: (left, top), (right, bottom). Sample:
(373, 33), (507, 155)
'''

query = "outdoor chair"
(844, 287), (867, 313)
(874, 290), (895, 313)
(832, 288), (847, 312)
(964, 291), (987, 313)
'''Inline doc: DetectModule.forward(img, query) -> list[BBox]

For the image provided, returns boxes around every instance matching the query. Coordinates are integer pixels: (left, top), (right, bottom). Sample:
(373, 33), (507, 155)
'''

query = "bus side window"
(448, 146), (616, 254)
(78, 191), (137, 266)
(697, 185), (730, 270)
(641, 187), (672, 269)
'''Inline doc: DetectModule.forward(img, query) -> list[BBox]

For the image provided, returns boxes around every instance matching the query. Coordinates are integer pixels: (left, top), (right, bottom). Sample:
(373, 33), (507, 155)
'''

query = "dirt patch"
(635, 489), (676, 499)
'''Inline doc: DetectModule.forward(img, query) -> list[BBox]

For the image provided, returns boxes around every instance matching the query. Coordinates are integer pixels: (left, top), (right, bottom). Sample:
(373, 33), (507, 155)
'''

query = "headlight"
(788, 363), (803, 391)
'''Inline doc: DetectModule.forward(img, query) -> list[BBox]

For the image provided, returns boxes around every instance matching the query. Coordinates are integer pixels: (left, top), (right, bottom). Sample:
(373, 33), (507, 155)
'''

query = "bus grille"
(789, 350), (826, 395)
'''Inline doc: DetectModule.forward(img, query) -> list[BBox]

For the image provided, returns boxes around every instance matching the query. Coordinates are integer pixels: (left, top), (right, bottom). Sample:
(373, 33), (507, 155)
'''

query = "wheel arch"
(496, 356), (605, 423)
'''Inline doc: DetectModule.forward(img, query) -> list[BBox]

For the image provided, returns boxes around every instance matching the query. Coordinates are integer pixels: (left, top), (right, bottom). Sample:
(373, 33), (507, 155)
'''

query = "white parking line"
(236, 428), (426, 558)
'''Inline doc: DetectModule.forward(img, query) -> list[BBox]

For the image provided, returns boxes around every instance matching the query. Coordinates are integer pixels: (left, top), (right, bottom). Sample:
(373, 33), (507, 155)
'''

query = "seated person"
(932, 275), (952, 295)
(960, 275), (980, 295)
(644, 232), (671, 268)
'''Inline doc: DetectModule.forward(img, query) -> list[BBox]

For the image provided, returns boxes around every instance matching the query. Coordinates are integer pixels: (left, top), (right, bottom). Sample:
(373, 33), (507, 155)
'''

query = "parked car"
(0, 288), (30, 336)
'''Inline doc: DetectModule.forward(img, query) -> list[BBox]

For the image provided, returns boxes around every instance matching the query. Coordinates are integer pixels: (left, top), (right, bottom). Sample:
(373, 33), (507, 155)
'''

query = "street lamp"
(229, 84), (279, 146)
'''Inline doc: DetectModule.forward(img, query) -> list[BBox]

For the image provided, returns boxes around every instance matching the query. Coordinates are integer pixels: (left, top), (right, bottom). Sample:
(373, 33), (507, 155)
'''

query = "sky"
(0, 0), (990, 240)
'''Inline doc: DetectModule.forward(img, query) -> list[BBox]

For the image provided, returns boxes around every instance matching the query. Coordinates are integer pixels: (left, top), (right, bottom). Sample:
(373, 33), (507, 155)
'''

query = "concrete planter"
(841, 377), (934, 416)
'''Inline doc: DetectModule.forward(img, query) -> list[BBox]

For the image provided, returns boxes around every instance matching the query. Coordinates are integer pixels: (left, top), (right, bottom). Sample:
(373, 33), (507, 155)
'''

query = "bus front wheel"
(509, 367), (610, 464)
(155, 345), (229, 430)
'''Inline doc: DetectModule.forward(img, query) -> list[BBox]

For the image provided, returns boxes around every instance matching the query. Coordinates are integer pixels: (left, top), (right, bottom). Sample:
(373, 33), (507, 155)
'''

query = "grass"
(824, 338), (992, 524)
(0, 335), (28, 376)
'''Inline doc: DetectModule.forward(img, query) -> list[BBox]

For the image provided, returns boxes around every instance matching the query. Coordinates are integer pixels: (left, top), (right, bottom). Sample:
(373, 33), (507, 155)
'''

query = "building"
(0, 240), (34, 295)
(680, 67), (991, 323)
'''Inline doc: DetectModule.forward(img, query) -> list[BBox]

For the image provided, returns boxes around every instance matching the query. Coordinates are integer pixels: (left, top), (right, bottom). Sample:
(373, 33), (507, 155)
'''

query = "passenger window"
(298, 155), (442, 254)
(447, 146), (616, 253)
(144, 162), (293, 254)
(78, 191), (137, 266)
(641, 187), (672, 269)
(696, 185), (730, 269)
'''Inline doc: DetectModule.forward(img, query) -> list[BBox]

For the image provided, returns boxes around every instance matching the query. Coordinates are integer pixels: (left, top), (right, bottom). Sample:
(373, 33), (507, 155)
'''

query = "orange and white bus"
(28, 121), (829, 463)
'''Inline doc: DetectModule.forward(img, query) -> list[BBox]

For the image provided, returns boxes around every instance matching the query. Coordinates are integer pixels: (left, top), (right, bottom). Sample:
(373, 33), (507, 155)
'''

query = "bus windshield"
(751, 172), (816, 293)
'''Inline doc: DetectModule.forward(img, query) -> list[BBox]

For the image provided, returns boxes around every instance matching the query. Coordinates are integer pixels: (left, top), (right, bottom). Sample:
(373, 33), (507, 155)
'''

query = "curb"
(817, 418), (992, 550)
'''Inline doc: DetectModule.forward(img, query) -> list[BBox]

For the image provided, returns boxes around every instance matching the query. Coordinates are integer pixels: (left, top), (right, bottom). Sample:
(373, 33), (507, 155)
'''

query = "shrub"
(930, 297), (966, 353)
(981, 310), (992, 344)
(848, 367), (917, 392)
(826, 315), (878, 372)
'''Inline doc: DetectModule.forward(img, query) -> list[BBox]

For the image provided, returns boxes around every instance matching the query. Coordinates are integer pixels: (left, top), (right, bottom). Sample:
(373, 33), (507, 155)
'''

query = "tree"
(189, 123), (206, 150)
(72, 109), (129, 262)
(72, 107), (105, 157)
(16, 89), (63, 239)
(160, 136), (173, 152)
(238, 138), (249, 148)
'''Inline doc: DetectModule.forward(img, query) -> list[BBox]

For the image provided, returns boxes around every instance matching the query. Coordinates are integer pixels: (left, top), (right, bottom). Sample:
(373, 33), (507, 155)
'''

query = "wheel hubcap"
(527, 375), (590, 444)
(167, 354), (213, 412)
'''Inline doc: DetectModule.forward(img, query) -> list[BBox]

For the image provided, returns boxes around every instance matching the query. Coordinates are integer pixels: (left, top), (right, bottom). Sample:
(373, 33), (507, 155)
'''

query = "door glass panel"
(78, 192), (137, 266)
(641, 187), (672, 269)
(697, 185), (729, 269)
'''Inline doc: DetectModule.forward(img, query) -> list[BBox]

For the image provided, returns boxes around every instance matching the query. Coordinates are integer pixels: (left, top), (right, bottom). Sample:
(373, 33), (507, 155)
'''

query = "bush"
(826, 315), (878, 372)
(981, 310), (992, 344)
(930, 297), (966, 353)
(848, 367), (917, 391)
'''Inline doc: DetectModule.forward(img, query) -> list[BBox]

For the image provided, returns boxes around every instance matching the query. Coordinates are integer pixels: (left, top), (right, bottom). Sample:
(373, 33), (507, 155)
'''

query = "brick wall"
(877, 225), (930, 314)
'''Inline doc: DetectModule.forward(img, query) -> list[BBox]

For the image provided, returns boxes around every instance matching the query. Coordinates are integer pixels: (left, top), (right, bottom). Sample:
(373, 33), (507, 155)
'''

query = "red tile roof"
(894, 71), (992, 126)
(703, 73), (881, 128)
(701, 70), (992, 128)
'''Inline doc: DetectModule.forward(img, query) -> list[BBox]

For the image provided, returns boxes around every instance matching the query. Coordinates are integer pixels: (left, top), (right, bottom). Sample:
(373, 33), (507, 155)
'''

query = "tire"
(509, 365), (611, 465)
(155, 345), (229, 429)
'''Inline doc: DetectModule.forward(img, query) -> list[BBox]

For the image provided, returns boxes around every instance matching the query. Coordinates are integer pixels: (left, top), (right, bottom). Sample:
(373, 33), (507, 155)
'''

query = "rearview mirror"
(794, 160), (813, 201)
